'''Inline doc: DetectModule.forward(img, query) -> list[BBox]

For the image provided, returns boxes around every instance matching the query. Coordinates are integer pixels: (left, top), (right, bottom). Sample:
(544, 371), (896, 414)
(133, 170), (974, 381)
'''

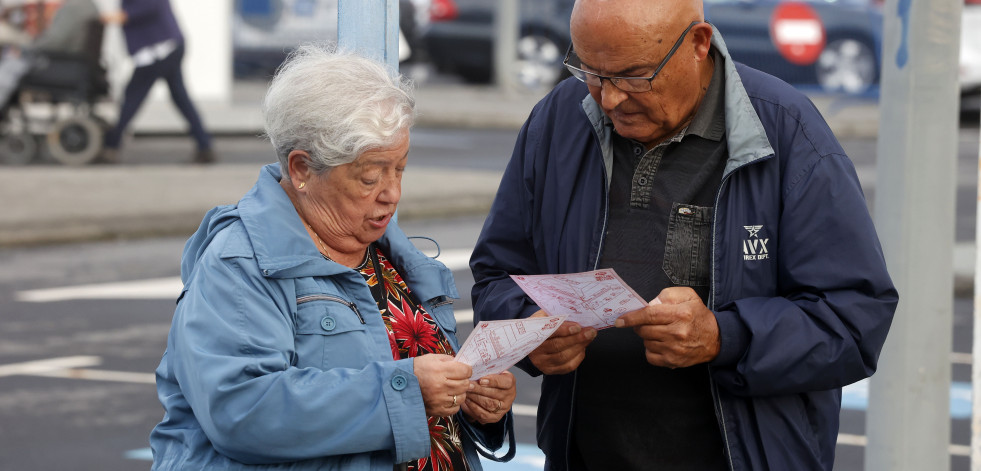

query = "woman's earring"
(298, 182), (306, 190)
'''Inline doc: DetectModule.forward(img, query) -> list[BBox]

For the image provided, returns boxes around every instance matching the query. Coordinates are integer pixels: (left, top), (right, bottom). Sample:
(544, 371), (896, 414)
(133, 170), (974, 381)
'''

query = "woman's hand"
(414, 354), (472, 417)
(461, 371), (517, 424)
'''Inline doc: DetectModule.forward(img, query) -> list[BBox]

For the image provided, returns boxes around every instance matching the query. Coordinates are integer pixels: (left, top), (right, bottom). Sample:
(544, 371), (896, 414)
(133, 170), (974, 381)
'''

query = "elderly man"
(470, 0), (897, 470)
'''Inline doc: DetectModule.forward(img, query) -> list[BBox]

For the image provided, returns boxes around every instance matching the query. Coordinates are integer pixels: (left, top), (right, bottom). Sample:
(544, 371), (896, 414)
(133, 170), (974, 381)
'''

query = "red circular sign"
(770, 2), (826, 66)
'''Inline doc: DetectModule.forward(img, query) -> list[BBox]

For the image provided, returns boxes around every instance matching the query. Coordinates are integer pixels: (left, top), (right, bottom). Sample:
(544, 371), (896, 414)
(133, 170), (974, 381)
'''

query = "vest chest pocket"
(663, 203), (713, 286)
(295, 294), (371, 370)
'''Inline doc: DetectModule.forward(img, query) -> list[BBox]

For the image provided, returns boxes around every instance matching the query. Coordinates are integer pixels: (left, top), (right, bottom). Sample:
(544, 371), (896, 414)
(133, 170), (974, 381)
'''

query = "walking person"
(101, 0), (214, 163)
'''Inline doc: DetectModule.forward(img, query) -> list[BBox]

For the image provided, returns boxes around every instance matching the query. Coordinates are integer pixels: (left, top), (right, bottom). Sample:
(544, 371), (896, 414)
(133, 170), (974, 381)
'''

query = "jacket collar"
(235, 164), (458, 300)
(581, 24), (774, 184)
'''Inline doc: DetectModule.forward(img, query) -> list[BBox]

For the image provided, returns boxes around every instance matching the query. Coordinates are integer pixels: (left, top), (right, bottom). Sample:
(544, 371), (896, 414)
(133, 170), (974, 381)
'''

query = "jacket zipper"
(561, 137), (612, 469)
(296, 294), (365, 324)
(709, 160), (762, 471)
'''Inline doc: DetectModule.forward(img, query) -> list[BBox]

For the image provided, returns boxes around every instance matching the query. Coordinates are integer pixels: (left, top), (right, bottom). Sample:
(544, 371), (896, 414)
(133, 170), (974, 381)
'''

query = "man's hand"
(461, 371), (517, 424)
(527, 310), (597, 375)
(615, 287), (720, 368)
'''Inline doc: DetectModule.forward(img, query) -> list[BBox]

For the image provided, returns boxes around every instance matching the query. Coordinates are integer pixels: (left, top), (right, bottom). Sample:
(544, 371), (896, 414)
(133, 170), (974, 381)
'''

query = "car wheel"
(815, 38), (877, 94)
(515, 33), (564, 90)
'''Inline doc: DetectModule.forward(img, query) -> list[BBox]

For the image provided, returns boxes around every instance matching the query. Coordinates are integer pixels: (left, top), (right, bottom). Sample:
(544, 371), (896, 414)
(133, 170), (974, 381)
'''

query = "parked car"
(705, 0), (883, 94)
(422, 0), (573, 90)
(232, 0), (429, 78)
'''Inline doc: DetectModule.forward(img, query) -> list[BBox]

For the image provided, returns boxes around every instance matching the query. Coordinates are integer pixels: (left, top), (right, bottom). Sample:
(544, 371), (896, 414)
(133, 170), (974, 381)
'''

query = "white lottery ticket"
(510, 269), (648, 330)
(455, 315), (566, 380)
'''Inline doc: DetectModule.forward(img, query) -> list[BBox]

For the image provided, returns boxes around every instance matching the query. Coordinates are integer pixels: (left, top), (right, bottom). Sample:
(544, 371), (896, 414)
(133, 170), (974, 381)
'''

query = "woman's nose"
(378, 176), (401, 205)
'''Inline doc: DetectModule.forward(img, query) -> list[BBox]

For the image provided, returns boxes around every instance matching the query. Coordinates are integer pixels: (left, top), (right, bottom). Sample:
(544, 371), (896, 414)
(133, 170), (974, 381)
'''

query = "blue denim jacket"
(151, 164), (512, 469)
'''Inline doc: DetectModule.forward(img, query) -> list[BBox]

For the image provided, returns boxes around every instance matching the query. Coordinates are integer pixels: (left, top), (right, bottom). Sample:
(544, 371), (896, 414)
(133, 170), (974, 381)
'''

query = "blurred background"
(0, 0), (979, 469)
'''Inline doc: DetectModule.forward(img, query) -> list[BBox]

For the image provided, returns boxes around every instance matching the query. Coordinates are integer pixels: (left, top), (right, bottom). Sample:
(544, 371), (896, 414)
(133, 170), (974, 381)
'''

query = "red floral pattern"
(359, 248), (470, 471)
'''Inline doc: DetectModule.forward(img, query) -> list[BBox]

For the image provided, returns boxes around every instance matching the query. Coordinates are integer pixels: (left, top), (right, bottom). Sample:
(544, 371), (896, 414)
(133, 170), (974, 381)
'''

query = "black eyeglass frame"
(563, 20), (703, 93)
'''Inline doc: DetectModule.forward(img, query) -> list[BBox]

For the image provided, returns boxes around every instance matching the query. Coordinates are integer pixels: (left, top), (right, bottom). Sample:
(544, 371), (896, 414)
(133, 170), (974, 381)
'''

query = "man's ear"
(286, 149), (313, 190)
(692, 22), (713, 61)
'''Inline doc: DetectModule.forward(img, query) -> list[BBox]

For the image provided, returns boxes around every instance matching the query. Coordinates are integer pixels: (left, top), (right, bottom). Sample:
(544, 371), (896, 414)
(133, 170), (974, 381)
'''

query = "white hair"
(262, 43), (416, 177)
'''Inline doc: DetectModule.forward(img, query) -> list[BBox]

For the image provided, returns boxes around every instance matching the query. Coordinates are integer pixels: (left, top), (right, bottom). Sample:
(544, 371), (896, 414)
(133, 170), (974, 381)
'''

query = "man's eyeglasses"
(563, 21), (702, 93)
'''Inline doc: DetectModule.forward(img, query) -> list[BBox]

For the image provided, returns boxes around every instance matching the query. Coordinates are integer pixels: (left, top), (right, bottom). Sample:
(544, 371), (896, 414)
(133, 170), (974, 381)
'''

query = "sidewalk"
(3, 79), (974, 295)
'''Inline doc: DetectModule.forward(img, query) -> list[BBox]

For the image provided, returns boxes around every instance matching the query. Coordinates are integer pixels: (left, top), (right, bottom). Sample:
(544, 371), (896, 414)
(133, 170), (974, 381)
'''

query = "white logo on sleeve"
(742, 225), (769, 261)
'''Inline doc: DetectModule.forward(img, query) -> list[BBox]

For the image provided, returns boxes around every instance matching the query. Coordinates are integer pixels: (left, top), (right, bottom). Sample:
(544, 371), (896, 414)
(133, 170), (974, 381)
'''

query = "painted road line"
(14, 249), (473, 303)
(842, 377), (973, 419)
(950, 351), (972, 365)
(422, 247), (472, 272)
(31, 368), (156, 384)
(0, 355), (154, 384)
(15, 277), (182, 303)
(836, 433), (970, 457)
(0, 355), (101, 376)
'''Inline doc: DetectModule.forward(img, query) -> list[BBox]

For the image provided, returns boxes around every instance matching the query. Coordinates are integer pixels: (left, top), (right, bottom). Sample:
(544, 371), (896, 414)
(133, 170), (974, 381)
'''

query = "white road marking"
(0, 355), (102, 376)
(15, 277), (182, 303)
(14, 249), (474, 303)
(456, 308), (473, 323)
(836, 433), (969, 457)
(0, 355), (155, 384)
(511, 404), (538, 417)
(427, 247), (472, 272)
(31, 368), (156, 384)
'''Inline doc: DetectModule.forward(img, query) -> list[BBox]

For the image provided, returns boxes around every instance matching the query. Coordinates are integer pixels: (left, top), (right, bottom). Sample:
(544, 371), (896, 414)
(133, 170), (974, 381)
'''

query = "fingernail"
(480, 379), (489, 386)
(614, 319), (624, 328)
(585, 329), (597, 339)
(469, 382), (475, 390)
(569, 325), (581, 334)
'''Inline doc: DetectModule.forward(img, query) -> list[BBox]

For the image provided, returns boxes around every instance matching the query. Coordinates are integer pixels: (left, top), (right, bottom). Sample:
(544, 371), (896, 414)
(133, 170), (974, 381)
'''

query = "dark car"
(705, 0), (883, 94)
(422, 0), (573, 90)
(425, 0), (882, 95)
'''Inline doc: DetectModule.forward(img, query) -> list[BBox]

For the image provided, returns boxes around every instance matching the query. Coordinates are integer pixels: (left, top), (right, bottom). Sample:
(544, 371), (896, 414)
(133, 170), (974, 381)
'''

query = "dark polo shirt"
(571, 49), (729, 471)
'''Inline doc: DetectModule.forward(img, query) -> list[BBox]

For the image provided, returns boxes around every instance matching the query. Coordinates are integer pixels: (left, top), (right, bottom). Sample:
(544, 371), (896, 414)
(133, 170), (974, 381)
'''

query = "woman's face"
(306, 131), (410, 250)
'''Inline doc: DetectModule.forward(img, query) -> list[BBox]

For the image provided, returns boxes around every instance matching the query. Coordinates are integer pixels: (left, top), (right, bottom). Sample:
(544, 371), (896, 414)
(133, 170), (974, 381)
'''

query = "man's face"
(571, 19), (707, 148)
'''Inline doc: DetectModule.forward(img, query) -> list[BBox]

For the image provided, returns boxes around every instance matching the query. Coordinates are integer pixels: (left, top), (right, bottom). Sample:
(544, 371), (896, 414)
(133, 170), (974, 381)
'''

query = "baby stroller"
(0, 18), (110, 165)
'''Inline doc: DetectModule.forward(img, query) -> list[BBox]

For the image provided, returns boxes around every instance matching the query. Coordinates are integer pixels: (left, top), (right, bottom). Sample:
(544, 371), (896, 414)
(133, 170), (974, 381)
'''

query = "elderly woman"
(149, 44), (516, 470)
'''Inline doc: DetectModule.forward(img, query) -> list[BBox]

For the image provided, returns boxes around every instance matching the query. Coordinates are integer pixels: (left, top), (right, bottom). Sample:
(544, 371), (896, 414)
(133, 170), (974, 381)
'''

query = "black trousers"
(105, 43), (210, 150)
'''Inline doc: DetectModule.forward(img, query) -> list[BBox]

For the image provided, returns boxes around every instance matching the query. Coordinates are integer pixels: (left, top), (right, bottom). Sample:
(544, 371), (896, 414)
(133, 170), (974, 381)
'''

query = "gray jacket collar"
(582, 24), (775, 186)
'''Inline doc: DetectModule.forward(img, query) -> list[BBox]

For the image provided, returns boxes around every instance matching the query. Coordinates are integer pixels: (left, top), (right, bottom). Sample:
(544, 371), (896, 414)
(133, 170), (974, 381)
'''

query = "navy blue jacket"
(121, 0), (183, 55)
(470, 30), (897, 470)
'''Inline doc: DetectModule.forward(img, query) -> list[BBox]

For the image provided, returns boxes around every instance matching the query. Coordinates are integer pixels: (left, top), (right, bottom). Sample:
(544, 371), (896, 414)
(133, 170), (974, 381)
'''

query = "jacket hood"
(181, 164), (458, 301)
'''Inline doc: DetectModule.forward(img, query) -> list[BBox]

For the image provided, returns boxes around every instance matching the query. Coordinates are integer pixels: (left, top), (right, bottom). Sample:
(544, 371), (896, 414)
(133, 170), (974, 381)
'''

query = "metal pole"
(973, 107), (981, 471)
(493, 0), (519, 92)
(866, 0), (962, 469)
(337, 0), (400, 72)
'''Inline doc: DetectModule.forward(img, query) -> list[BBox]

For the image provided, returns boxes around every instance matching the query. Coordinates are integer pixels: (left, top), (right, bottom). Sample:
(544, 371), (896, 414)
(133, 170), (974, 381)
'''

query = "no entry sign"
(770, 2), (826, 65)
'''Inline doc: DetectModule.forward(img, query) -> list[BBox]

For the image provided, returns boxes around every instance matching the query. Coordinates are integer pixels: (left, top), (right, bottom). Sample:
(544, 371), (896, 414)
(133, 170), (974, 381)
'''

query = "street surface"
(0, 123), (979, 469)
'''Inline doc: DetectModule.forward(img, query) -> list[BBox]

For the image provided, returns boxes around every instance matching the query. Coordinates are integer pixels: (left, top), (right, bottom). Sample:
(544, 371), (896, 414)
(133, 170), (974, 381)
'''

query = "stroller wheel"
(0, 131), (38, 165)
(47, 116), (103, 166)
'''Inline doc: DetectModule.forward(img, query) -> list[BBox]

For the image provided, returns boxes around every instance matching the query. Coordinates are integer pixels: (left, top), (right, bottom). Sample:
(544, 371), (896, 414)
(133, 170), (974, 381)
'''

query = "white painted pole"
(337, 0), (400, 72)
(493, 0), (519, 91)
(866, 0), (962, 469)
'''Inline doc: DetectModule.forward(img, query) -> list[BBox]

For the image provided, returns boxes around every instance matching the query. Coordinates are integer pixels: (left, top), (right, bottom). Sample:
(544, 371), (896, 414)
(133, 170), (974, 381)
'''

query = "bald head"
(567, 0), (714, 148)
(571, 0), (703, 48)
